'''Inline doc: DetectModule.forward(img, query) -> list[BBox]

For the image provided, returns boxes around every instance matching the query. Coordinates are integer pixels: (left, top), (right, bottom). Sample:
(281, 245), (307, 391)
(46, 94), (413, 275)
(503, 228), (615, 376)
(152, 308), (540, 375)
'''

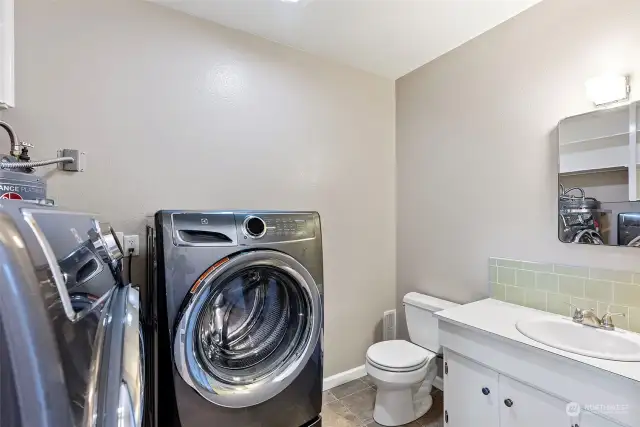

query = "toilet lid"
(366, 340), (434, 371)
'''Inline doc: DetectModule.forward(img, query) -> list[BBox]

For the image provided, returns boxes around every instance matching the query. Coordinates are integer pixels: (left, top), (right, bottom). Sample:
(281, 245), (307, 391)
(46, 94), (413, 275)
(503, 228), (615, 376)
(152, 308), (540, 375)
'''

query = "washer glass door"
(174, 250), (321, 408)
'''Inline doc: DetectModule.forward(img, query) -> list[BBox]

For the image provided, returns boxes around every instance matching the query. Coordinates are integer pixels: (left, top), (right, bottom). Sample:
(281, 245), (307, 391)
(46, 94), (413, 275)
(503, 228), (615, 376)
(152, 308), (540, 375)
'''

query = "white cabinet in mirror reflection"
(558, 102), (639, 201)
(0, 0), (14, 108)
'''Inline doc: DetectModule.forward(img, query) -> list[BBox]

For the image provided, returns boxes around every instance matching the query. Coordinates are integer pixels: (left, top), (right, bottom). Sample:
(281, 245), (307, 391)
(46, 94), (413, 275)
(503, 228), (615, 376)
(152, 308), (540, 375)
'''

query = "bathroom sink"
(515, 317), (640, 361)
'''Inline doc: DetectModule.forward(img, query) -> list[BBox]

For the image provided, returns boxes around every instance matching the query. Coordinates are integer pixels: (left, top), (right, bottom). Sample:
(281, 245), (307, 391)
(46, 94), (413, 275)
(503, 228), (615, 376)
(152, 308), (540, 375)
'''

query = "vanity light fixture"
(280, 0), (302, 3)
(585, 74), (630, 106)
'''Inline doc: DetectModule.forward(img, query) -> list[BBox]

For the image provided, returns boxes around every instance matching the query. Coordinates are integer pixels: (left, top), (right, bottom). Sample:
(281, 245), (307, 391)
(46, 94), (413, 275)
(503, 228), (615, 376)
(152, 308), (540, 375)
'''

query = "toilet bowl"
(366, 340), (437, 426)
(365, 293), (458, 426)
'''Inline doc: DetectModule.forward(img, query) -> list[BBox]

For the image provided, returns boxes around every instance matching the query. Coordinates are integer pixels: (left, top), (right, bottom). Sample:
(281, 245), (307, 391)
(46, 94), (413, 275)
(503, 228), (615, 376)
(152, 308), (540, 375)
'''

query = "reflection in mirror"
(558, 101), (640, 247)
(558, 185), (604, 245)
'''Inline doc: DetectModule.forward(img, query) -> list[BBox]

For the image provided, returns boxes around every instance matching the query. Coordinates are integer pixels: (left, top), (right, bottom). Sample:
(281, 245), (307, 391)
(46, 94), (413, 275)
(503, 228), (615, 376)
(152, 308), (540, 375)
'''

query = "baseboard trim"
(323, 365), (367, 391)
(323, 366), (444, 392)
(433, 375), (444, 391)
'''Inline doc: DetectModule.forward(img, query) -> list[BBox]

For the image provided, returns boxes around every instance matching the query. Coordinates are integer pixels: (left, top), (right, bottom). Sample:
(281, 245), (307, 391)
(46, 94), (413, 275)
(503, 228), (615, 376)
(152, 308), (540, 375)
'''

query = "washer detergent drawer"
(171, 212), (238, 246)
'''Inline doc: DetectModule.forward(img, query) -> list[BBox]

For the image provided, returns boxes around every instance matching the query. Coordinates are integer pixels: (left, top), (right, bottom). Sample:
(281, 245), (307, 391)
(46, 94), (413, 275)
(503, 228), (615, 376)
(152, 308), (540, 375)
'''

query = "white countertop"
(435, 298), (640, 383)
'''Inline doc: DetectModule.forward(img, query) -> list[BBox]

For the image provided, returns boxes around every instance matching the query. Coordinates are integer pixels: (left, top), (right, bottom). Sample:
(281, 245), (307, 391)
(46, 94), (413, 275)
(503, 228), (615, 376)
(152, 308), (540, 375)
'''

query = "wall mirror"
(558, 101), (640, 247)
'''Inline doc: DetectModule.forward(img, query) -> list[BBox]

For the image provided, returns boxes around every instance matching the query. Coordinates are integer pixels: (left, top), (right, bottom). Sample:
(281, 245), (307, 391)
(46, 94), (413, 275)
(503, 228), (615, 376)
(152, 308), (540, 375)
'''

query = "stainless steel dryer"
(147, 211), (323, 427)
(0, 201), (143, 427)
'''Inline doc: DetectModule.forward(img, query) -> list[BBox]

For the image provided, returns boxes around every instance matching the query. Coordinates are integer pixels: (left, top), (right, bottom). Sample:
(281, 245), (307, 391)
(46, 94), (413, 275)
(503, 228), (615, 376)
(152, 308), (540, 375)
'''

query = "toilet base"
(373, 388), (433, 426)
(365, 347), (438, 427)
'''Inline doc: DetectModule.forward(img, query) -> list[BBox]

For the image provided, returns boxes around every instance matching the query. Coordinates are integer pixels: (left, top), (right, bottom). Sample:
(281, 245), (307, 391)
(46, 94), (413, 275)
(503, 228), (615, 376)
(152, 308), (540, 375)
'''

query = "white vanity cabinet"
(0, 0), (14, 108)
(580, 411), (627, 427)
(444, 350), (622, 427)
(435, 300), (640, 426)
(497, 373), (575, 427)
(443, 349), (499, 426)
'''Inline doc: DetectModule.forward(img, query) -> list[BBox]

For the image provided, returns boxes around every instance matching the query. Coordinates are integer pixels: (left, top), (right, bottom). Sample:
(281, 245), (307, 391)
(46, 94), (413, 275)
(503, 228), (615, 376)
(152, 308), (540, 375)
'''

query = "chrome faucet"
(572, 306), (602, 327)
(567, 303), (625, 330)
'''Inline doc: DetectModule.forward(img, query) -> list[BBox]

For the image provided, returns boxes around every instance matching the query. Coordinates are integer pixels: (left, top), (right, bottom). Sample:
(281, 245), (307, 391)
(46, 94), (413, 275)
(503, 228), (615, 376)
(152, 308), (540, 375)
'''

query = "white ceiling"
(152, 0), (542, 79)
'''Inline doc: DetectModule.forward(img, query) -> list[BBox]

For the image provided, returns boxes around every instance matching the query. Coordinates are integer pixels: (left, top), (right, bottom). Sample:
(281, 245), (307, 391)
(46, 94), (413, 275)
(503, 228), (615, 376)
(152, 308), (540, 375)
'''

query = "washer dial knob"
(243, 216), (266, 238)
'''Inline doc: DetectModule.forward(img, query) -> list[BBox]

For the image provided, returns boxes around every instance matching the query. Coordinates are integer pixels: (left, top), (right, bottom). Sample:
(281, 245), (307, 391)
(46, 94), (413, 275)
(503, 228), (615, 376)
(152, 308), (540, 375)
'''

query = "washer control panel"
(237, 213), (316, 243)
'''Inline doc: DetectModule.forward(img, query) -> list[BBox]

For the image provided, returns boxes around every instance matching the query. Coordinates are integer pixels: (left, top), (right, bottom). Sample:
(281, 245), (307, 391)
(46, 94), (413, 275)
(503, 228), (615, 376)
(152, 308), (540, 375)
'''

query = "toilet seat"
(366, 340), (435, 372)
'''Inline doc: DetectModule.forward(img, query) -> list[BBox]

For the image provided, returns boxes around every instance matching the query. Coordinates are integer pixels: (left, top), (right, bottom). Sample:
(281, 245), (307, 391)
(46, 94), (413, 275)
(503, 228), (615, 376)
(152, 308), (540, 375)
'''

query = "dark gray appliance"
(558, 186), (604, 244)
(147, 211), (323, 427)
(618, 212), (640, 246)
(0, 200), (143, 427)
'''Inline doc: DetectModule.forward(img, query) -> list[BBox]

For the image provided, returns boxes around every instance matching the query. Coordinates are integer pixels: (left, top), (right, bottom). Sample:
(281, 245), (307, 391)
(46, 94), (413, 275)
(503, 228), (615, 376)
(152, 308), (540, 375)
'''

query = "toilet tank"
(403, 292), (459, 352)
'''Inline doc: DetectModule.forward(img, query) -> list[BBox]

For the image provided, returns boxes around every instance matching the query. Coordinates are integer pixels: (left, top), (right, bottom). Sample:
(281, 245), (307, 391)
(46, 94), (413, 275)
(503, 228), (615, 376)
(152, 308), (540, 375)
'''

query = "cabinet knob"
(481, 387), (490, 395)
(504, 399), (513, 407)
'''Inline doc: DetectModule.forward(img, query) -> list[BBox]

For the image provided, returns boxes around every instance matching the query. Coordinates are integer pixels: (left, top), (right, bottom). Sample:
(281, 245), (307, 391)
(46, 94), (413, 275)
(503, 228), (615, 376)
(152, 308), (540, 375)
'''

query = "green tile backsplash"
(489, 257), (640, 333)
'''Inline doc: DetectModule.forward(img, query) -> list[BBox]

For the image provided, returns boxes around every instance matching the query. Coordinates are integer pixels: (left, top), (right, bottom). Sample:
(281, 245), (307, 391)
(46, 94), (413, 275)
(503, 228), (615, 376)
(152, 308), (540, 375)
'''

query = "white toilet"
(365, 292), (458, 426)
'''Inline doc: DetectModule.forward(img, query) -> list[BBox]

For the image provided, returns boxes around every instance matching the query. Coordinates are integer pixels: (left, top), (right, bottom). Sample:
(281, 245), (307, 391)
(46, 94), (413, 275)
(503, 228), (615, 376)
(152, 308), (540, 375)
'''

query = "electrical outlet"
(383, 309), (396, 341)
(123, 234), (139, 256)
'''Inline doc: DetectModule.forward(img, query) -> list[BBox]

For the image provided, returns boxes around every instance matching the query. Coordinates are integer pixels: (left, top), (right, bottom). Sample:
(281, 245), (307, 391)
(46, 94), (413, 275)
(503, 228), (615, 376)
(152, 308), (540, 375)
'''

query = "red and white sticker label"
(1, 192), (23, 200)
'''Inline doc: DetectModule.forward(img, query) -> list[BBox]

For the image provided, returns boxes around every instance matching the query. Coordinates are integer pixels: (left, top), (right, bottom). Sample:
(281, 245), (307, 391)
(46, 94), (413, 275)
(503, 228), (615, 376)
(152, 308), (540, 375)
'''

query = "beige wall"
(0, 0), (396, 376)
(396, 0), (640, 337)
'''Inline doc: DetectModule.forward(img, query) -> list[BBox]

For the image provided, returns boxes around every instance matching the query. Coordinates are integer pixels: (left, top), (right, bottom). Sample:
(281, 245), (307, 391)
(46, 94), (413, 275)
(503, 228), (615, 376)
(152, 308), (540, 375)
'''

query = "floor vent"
(382, 309), (396, 341)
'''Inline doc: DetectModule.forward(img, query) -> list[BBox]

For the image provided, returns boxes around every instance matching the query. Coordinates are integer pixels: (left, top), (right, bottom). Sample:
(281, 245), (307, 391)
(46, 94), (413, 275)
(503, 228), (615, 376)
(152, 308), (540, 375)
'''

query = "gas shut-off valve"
(0, 120), (85, 202)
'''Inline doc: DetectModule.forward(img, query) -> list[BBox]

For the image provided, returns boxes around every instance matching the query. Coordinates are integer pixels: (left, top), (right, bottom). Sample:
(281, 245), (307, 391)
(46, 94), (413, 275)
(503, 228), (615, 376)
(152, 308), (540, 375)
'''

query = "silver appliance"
(558, 186), (604, 244)
(0, 120), (83, 202)
(0, 200), (143, 427)
(146, 211), (323, 427)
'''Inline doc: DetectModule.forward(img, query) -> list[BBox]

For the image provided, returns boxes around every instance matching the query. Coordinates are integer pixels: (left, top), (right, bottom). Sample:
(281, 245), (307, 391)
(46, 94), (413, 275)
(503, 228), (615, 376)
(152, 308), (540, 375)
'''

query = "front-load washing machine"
(147, 211), (323, 427)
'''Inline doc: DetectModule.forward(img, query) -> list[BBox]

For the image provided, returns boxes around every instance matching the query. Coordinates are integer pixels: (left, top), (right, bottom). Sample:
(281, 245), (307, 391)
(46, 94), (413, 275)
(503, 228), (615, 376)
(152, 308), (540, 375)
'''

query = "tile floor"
(322, 377), (444, 427)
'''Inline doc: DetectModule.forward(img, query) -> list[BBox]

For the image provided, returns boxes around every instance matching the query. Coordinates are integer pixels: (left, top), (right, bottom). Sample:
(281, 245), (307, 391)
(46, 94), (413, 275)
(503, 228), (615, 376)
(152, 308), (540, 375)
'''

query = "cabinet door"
(578, 411), (623, 427)
(443, 349), (499, 427)
(0, 0), (14, 108)
(499, 375), (571, 427)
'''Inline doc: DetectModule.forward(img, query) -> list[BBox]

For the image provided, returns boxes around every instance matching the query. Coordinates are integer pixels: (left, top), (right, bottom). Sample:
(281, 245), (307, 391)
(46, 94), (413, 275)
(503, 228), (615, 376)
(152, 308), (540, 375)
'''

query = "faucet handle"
(564, 302), (584, 318)
(600, 311), (626, 330)
(564, 302), (596, 312)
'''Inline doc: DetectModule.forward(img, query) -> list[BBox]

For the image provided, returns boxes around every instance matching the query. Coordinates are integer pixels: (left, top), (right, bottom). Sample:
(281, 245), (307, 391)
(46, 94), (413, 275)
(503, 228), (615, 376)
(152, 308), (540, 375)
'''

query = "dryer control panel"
(236, 213), (317, 243)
